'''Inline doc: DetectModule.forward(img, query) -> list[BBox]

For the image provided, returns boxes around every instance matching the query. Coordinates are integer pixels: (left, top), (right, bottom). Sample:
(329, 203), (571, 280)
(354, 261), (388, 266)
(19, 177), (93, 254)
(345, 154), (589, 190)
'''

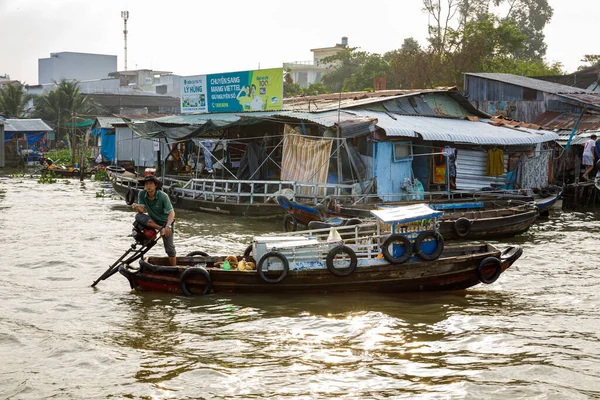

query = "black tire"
(180, 267), (212, 296)
(283, 214), (297, 232)
(257, 251), (289, 283)
(106, 165), (125, 174)
(454, 217), (472, 238)
(500, 246), (523, 265)
(186, 251), (209, 257)
(243, 245), (253, 258)
(381, 234), (413, 264)
(414, 231), (444, 261)
(168, 186), (180, 205)
(315, 203), (329, 221)
(326, 245), (357, 276)
(308, 220), (332, 230)
(277, 195), (294, 211)
(477, 257), (502, 284)
(125, 188), (137, 205)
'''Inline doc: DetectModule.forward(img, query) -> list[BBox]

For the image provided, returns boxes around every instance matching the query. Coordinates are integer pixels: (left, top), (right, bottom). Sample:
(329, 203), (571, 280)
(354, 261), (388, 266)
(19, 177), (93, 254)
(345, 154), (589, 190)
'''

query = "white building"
(283, 37), (348, 88)
(38, 52), (117, 85)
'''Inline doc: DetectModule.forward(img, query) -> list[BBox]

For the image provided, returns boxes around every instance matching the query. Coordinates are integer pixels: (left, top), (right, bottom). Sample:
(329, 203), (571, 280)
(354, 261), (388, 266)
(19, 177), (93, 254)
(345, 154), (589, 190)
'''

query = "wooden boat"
(118, 205), (523, 295)
(283, 194), (539, 240)
(307, 203), (538, 240)
(41, 166), (93, 178)
(533, 186), (562, 216)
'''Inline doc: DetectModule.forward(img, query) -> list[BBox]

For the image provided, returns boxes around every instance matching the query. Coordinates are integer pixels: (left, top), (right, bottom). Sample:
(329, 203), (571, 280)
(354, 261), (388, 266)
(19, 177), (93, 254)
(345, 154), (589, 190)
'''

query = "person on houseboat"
(582, 134), (597, 181)
(131, 175), (177, 266)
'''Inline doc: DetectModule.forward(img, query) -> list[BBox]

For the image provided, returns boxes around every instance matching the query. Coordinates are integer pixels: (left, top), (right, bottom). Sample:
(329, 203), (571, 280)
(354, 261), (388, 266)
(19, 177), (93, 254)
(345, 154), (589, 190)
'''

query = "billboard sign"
(181, 75), (208, 113)
(181, 68), (282, 114)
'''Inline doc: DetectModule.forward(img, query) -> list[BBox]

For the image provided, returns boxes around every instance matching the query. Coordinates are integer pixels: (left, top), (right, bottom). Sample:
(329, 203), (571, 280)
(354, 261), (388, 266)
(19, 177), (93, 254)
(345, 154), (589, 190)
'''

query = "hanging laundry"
(486, 148), (504, 175)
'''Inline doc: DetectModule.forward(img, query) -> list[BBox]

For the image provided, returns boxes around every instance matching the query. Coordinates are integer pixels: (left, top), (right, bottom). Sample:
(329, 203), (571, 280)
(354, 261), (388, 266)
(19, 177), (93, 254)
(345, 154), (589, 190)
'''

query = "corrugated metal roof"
(93, 117), (124, 129)
(348, 111), (558, 145)
(465, 73), (595, 95)
(4, 118), (53, 132)
(557, 131), (600, 146)
(535, 111), (600, 131)
(557, 93), (600, 109)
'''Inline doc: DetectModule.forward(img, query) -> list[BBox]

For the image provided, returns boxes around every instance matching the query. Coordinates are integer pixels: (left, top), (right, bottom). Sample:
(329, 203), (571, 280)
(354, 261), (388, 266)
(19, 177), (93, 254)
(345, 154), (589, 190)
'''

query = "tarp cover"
(127, 117), (266, 140)
(370, 204), (443, 224)
(280, 125), (332, 194)
(4, 132), (46, 145)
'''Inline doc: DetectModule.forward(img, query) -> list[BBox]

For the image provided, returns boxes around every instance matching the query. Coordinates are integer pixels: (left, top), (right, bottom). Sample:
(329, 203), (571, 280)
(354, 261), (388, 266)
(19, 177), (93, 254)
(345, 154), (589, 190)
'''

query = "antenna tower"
(121, 10), (129, 71)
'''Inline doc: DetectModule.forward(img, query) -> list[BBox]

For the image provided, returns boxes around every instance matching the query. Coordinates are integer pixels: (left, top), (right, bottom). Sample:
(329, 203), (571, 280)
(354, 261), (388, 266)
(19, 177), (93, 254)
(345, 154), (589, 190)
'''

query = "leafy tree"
(577, 55), (600, 71)
(0, 82), (33, 118)
(33, 80), (96, 163)
(302, 82), (328, 96)
(497, 0), (553, 59)
(343, 53), (391, 91)
(321, 48), (370, 93)
(423, 0), (553, 59)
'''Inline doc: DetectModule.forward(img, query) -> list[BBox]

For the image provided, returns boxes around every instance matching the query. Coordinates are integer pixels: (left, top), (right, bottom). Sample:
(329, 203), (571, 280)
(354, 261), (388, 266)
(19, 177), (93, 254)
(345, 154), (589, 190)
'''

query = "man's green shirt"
(138, 190), (173, 226)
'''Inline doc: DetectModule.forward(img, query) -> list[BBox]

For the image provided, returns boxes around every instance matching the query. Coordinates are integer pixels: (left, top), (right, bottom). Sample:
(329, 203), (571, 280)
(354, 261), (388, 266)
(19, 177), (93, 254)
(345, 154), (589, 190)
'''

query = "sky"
(0, 0), (597, 85)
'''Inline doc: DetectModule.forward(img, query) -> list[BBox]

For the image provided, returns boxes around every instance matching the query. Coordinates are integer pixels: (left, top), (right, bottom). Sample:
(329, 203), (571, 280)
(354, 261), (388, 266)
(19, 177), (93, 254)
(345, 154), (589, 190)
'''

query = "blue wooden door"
(374, 142), (413, 202)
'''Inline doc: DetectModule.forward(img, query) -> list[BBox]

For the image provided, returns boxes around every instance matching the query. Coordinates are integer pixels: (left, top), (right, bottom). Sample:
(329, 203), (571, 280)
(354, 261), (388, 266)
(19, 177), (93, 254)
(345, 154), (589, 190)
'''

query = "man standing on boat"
(131, 175), (177, 266)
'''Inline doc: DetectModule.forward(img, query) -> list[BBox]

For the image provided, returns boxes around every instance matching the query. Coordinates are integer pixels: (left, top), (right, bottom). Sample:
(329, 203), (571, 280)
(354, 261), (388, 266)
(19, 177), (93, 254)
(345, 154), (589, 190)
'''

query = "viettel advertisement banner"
(180, 68), (283, 114)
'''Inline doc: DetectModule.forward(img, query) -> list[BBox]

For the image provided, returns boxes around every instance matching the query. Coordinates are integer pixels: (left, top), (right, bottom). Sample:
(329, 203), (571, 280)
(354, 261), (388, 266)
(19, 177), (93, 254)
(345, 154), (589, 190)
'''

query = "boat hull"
(119, 244), (521, 295)
(111, 175), (281, 217)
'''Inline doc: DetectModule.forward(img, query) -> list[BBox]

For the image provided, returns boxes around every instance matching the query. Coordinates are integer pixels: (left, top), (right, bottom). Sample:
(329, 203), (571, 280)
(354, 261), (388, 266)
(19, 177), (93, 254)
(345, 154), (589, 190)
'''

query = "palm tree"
(33, 80), (96, 163)
(0, 82), (33, 118)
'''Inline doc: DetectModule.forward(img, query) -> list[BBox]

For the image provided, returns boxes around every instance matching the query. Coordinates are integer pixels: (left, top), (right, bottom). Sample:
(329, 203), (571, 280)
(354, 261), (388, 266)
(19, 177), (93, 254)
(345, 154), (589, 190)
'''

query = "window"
(393, 142), (413, 162)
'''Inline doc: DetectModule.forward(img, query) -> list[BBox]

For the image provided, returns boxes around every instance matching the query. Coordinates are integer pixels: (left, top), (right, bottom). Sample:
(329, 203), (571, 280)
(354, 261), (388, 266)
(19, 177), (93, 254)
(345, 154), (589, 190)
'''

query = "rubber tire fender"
(125, 188), (137, 205)
(257, 251), (289, 284)
(186, 251), (209, 257)
(414, 231), (444, 261)
(477, 257), (502, 284)
(500, 246), (523, 265)
(454, 217), (472, 238)
(315, 203), (329, 221)
(168, 186), (180, 205)
(283, 213), (298, 232)
(326, 245), (358, 277)
(277, 195), (294, 211)
(381, 234), (413, 264)
(180, 267), (212, 296)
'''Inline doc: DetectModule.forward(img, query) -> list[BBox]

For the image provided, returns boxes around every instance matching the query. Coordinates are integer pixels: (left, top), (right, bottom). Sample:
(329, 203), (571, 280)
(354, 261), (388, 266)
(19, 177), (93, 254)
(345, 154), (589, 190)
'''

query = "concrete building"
(283, 37), (348, 88)
(38, 52), (117, 84)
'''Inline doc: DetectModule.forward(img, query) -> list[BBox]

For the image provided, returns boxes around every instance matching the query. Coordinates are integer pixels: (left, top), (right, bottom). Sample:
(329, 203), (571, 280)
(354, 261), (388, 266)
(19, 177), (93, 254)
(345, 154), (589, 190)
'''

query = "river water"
(0, 175), (599, 399)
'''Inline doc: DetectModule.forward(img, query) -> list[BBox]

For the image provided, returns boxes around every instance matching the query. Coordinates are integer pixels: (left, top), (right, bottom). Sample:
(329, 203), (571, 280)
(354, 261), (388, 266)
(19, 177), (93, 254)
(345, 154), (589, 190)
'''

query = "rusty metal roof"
(557, 93), (600, 109)
(534, 111), (600, 131)
(464, 73), (595, 94)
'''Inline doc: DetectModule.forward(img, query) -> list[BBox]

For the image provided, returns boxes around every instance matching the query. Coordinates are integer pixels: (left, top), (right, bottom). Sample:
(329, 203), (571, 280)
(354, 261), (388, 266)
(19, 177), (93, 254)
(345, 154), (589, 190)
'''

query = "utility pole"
(121, 10), (129, 71)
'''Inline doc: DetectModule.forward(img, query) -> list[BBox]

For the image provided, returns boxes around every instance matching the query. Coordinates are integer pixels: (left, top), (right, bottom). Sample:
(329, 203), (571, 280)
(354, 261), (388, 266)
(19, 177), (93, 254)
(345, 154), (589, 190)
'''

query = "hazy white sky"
(0, 0), (597, 85)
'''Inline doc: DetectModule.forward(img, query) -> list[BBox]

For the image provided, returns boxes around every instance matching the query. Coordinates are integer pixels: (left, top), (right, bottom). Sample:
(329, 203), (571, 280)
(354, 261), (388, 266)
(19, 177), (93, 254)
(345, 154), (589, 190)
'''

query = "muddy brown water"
(0, 176), (599, 399)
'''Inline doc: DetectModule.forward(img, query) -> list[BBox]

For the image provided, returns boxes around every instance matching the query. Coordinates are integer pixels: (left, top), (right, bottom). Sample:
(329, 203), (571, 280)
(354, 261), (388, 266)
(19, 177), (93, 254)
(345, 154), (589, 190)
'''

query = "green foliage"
(321, 48), (371, 93)
(284, 81), (329, 98)
(95, 188), (108, 198)
(37, 171), (57, 184)
(93, 169), (108, 181)
(32, 80), (97, 164)
(0, 82), (33, 118)
(577, 55), (600, 71)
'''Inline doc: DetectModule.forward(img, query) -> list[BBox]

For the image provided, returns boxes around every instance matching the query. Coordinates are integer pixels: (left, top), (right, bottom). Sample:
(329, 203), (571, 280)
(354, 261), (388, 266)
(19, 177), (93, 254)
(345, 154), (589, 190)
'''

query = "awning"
(370, 204), (443, 224)
(347, 111), (558, 145)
